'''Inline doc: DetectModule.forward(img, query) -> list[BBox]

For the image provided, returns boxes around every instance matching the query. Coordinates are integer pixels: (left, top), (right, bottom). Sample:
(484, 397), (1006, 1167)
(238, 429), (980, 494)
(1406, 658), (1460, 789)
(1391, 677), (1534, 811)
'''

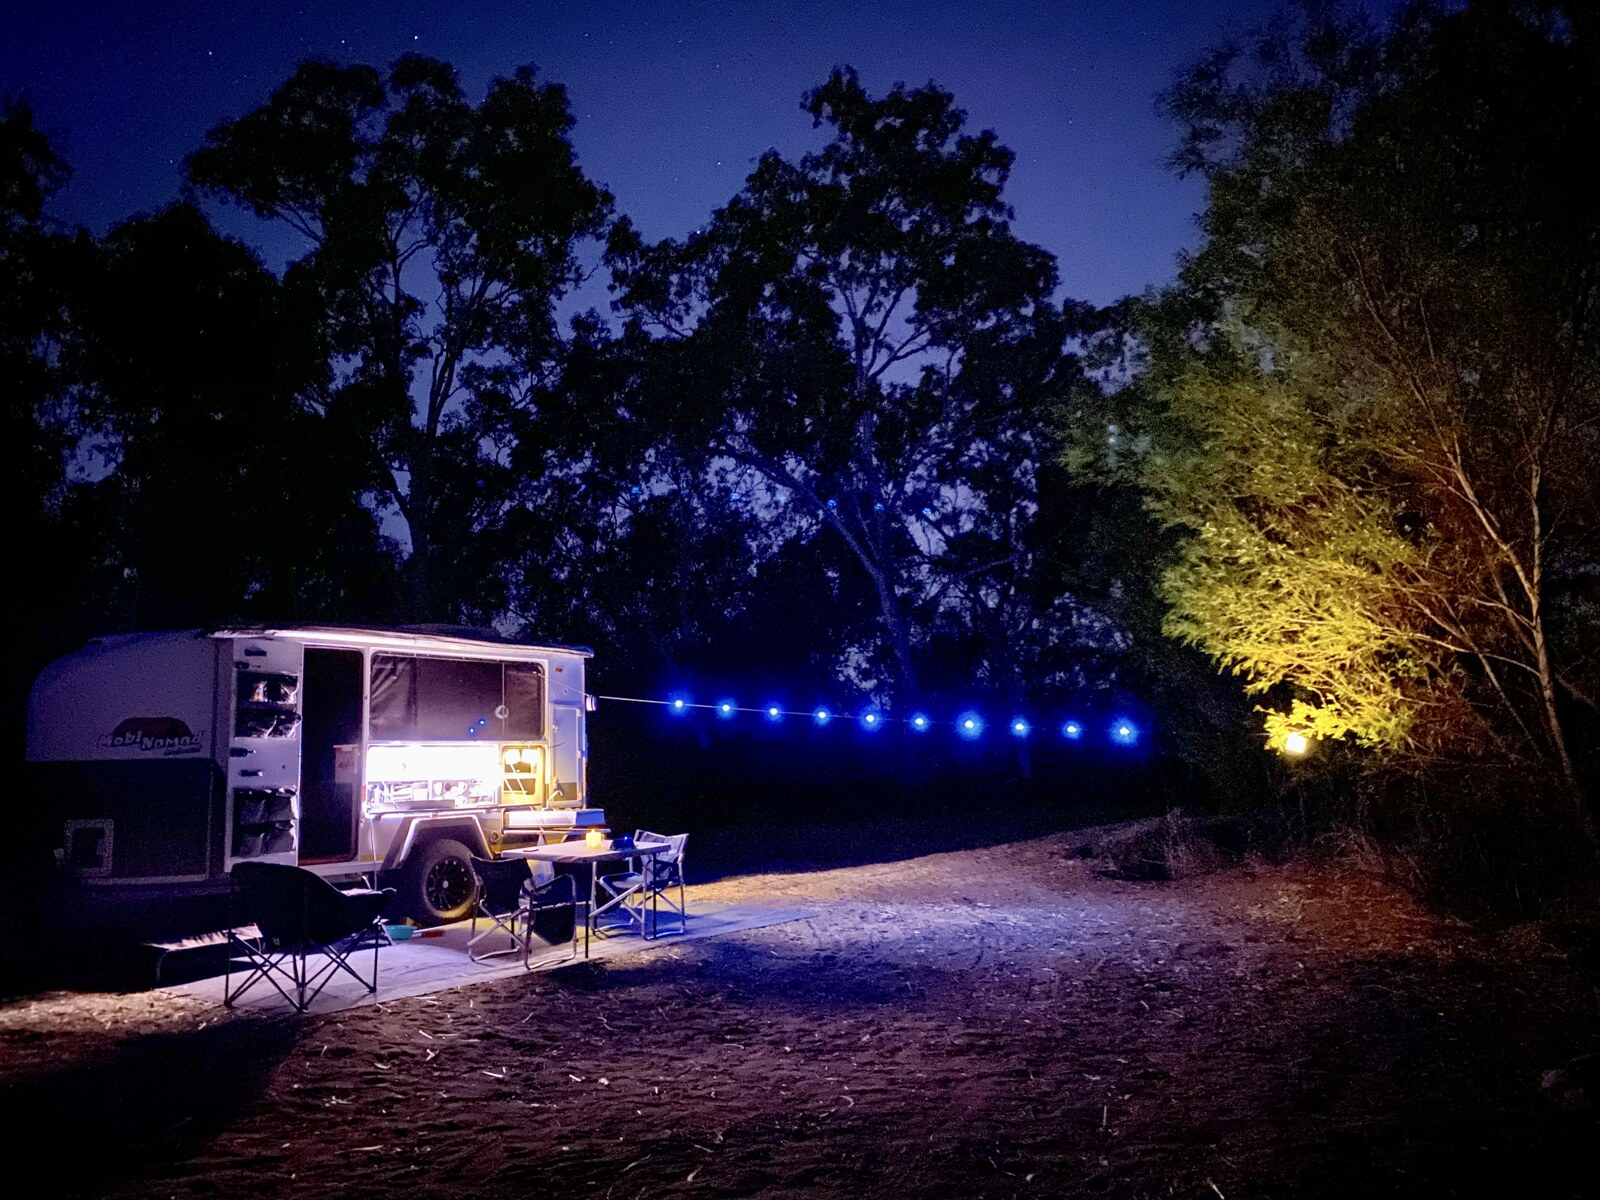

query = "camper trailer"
(26, 626), (604, 922)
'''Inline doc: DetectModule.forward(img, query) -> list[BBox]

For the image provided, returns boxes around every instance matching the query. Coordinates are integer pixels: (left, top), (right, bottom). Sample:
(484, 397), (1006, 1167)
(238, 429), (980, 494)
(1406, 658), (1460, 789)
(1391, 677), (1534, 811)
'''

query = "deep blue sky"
(4, 0), (1298, 305)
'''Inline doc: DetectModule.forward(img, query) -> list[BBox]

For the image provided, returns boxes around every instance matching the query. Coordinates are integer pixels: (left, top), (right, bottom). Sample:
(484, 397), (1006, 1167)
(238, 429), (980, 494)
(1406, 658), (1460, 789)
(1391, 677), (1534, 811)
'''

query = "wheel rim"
(425, 856), (473, 913)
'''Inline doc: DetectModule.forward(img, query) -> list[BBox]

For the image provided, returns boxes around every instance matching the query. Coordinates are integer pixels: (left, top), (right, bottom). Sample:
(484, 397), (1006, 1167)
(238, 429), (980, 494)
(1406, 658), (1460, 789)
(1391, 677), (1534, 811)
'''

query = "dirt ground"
(1, 832), (1595, 1199)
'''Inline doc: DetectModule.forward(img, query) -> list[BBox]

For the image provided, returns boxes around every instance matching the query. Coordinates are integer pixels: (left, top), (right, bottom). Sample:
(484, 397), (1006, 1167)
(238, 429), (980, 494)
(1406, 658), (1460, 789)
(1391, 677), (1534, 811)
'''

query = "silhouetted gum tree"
(1, 98), (73, 536)
(488, 310), (878, 693)
(0, 99), (101, 745)
(3, 95), (408, 764)
(71, 205), (399, 627)
(187, 56), (612, 619)
(610, 68), (1081, 699)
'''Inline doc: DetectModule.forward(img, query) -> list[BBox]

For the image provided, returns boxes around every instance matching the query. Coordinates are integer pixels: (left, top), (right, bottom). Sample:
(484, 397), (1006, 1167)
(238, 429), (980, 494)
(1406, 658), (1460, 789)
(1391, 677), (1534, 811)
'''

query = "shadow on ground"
(0, 1018), (298, 1199)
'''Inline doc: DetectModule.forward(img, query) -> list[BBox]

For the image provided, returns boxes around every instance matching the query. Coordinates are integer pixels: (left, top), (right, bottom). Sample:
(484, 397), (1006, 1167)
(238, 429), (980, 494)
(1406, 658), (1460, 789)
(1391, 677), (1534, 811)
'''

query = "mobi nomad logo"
(100, 717), (203, 755)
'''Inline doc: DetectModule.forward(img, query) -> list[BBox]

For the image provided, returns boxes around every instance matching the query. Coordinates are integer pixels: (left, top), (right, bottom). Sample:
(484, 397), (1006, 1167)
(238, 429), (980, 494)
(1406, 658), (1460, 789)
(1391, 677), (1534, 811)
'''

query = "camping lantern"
(585, 828), (604, 849)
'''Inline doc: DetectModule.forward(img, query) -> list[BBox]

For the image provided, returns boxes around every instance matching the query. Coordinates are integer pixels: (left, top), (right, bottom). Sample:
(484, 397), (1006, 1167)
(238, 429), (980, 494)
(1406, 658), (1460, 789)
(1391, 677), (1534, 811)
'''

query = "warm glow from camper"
(366, 743), (500, 783)
(499, 744), (546, 801)
(364, 743), (502, 813)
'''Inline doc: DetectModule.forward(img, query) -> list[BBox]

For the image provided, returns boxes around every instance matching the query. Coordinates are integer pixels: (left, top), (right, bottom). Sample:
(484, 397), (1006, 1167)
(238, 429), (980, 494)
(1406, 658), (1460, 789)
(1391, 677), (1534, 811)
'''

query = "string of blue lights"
(592, 694), (1143, 744)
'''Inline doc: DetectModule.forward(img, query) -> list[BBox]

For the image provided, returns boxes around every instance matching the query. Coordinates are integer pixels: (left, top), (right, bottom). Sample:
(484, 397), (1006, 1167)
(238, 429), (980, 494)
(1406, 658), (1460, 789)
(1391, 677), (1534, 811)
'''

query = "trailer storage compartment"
(30, 759), (223, 882)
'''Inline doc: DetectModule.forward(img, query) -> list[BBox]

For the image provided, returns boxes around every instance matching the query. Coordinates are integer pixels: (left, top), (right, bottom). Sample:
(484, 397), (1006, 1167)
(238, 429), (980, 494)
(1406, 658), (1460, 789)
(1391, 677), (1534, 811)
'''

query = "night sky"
(6, 0), (1300, 306)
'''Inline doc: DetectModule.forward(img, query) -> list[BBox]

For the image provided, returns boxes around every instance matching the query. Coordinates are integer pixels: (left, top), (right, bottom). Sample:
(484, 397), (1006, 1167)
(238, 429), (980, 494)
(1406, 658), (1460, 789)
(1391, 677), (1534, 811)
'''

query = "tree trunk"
(870, 564), (918, 699)
(405, 451), (441, 621)
(732, 448), (920, 699)
(1526, 476), (1597, 847)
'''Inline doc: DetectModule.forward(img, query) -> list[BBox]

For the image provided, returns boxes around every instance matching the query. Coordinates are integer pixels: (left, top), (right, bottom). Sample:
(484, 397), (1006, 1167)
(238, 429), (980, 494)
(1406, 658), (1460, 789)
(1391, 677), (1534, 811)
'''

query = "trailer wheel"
(400, 837), (478, 925)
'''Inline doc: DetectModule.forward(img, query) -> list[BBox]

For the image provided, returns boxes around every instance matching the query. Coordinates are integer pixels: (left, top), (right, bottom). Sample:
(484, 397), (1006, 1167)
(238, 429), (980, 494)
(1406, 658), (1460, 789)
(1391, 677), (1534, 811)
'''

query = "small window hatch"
(64, 819), (114, 876)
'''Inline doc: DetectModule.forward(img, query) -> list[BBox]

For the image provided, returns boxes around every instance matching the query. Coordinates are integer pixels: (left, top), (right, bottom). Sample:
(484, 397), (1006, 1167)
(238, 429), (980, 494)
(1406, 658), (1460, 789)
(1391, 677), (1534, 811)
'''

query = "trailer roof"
(86, 625), (594, 658)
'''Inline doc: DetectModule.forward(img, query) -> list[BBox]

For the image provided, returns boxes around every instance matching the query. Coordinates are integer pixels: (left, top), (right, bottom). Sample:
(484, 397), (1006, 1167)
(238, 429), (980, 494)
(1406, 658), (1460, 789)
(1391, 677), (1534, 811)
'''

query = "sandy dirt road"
(1, 834), (1594, 1198)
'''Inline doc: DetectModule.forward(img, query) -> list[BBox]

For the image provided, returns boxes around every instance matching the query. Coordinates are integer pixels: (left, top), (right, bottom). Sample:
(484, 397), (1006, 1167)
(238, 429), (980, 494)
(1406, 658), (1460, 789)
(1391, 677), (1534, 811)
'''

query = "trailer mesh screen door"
(369, 655), (544, 741)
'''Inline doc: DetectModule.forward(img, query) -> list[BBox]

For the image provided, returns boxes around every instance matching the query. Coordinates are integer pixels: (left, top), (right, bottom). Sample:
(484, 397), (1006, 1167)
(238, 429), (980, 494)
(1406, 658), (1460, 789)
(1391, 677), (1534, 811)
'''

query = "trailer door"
(298, 648), (363, 861)
(549, 701), (584, 807)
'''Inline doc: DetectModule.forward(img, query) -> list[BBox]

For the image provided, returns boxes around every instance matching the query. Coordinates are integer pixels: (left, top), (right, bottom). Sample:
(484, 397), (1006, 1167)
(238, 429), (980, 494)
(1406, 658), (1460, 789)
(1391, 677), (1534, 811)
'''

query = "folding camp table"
(501, 841), (673, 958)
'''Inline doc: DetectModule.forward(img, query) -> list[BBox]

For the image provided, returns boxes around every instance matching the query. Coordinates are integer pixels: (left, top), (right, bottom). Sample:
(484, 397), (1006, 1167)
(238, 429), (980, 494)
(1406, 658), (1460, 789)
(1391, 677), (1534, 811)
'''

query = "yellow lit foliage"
(1146, 359), (1427, 753)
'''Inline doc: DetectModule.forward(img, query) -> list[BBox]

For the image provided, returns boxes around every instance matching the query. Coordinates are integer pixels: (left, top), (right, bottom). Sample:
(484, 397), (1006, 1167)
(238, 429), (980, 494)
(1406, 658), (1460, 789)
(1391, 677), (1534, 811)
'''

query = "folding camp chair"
(598, 831), (689, 940)
(224, 862), (394, 1012)
(468, 856), (580, 968)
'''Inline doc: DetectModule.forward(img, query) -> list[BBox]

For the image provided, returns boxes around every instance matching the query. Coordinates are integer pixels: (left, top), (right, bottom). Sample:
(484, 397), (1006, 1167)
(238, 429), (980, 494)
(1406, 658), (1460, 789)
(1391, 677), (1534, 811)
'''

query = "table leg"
(645, 871), (658, 940)
(585, 862), (597, 959)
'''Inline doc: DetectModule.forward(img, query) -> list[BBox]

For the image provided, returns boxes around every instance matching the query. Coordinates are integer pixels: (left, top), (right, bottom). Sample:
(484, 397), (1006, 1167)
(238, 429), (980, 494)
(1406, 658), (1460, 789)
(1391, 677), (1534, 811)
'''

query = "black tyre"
(400, 837), (478, 925)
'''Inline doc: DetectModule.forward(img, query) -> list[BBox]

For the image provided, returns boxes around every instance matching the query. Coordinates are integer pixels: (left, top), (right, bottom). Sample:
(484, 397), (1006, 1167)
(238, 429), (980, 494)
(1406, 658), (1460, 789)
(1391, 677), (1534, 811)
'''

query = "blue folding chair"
(598, 831), (689, 940)
(468, 855), (580, 969)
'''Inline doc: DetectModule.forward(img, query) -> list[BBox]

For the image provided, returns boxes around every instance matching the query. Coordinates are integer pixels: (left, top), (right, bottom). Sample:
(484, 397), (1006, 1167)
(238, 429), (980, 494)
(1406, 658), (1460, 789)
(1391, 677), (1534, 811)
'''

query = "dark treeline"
(4, 59), (1191, 812)
(8, 2), (1600, 897)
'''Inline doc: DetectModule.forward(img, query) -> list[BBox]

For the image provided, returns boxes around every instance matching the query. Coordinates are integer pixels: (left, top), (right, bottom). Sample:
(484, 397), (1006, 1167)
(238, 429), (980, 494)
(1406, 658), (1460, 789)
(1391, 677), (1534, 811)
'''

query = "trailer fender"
(382, 815), (492, 873)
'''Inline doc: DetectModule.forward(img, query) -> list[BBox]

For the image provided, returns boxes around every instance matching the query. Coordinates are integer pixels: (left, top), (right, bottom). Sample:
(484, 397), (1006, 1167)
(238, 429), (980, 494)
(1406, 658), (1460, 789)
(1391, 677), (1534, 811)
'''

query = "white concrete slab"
(171, 903), (813, 1016)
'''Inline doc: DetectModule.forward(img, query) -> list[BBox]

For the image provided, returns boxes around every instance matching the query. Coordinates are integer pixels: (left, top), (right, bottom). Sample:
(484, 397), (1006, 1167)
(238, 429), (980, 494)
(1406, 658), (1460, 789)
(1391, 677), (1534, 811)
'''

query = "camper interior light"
(501, 744), (544, 771)
(366, 743), (500, 783)
(364, 743), (501, 814)
(500, 744), (545, 801)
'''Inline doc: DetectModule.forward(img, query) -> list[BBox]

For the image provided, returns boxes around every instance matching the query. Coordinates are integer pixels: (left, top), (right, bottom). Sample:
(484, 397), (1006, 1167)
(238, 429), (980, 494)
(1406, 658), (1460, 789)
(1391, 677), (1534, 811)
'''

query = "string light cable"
(591, 694), (1142, 742)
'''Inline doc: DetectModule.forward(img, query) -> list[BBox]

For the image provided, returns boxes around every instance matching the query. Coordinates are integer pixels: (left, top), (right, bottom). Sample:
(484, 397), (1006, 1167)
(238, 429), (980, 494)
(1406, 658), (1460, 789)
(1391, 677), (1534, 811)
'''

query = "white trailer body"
(26, 626), (603, 921)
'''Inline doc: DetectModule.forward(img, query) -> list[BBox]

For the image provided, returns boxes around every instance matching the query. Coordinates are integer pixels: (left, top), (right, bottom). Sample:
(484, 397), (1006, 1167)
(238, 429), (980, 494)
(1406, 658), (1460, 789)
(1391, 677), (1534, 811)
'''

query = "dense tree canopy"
(5, 63), (1146, 756)
(1074, 0), (1600, 837)
(606, 69), (1097, 702)
(2, 100), (95, 730)
(74, 204), (398, 626)
(188, 55), (612, 620)
(18, 4), (1600, 845)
